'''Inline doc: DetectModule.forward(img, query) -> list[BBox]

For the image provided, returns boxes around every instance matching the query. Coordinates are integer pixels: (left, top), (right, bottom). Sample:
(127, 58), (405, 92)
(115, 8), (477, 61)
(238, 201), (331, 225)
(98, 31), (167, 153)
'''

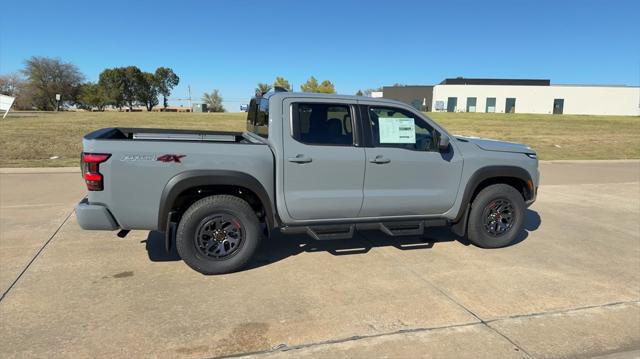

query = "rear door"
(281, 98), (365, 220)
(359, 104), (463, 217)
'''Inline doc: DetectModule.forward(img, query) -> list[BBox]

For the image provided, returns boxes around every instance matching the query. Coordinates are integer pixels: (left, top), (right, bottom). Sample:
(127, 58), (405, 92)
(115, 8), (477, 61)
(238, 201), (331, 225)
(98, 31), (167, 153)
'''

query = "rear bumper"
(76, 198), (119, 230)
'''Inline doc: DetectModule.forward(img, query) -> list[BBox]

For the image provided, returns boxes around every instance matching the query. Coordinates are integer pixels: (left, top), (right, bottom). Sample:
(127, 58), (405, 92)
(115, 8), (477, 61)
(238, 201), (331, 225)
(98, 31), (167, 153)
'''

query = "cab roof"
(262, 91), (408, 107)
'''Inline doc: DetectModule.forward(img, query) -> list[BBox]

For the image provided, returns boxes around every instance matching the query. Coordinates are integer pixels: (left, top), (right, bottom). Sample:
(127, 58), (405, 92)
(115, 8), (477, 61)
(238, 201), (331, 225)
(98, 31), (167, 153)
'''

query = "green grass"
(0, 111), (638, 167)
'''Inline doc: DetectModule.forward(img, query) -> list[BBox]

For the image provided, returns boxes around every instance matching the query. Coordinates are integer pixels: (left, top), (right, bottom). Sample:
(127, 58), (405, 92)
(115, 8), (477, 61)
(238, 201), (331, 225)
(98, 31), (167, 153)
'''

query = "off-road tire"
(467, 184), (525, 248)
(176, 195), (262, 274)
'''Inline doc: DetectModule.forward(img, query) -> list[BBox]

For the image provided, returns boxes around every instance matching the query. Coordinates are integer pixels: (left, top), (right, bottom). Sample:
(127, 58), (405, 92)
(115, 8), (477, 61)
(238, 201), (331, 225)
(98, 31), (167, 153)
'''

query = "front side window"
(291, 103), (353, 146)
(368, 106), (437, 151)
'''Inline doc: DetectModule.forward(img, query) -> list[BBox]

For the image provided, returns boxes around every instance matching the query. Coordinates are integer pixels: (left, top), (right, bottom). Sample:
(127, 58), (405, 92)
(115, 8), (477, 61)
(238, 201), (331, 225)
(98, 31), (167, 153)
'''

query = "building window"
(446, 97), (457, 112)
(505, 98), (516, 113)
(486, 98), (496, 113)
(466, 97), (477, 112)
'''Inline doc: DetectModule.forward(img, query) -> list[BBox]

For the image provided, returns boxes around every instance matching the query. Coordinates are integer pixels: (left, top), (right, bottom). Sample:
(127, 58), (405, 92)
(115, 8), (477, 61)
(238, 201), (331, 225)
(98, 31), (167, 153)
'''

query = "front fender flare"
(454, 165), (533, 222)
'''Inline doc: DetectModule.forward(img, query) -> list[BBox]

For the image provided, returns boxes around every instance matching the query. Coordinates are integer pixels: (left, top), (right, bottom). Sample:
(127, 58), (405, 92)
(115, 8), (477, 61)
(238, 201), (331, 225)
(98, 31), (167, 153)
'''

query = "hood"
(455, 135), (535, 154)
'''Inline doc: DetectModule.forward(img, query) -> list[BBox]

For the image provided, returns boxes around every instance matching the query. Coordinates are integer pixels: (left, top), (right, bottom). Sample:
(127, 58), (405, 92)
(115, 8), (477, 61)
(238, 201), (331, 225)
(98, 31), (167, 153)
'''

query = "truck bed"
(81, 127), (274, 230)
(84, 127), (263, 144)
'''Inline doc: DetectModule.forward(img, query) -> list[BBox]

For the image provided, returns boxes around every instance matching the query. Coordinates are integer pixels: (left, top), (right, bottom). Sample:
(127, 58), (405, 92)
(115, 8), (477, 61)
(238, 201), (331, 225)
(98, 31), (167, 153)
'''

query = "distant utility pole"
(188, 85), (192, 109)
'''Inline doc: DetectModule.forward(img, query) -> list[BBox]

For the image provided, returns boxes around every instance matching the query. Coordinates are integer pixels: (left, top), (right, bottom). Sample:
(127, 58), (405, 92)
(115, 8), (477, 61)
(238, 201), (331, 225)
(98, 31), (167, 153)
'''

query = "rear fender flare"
(157, 170), (275, 230)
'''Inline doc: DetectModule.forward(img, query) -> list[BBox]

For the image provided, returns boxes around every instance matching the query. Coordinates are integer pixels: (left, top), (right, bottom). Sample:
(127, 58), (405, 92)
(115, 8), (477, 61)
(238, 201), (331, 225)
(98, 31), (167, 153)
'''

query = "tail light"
(81, 153), (111, 191)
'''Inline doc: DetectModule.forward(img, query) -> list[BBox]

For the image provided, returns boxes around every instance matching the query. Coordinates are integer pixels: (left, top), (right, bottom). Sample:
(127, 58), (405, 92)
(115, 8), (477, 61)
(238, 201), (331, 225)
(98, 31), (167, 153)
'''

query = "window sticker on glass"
(378, 117), (416, 143)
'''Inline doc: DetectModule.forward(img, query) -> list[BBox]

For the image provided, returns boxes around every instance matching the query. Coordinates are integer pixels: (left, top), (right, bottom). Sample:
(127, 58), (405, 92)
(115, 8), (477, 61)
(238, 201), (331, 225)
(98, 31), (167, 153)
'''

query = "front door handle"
(288, 154), (312, 164)
(369, 155), (391, 164)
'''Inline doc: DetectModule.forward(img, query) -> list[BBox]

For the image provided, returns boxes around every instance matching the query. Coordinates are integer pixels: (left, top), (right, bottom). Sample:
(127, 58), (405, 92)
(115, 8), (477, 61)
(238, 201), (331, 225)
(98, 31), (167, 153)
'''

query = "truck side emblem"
(157, 154), (186, 163)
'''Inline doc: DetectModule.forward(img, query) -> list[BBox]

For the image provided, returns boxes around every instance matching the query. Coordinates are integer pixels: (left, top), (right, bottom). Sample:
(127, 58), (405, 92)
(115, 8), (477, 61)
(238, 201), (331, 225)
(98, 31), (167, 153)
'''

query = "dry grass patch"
(0, 111), (638, 167)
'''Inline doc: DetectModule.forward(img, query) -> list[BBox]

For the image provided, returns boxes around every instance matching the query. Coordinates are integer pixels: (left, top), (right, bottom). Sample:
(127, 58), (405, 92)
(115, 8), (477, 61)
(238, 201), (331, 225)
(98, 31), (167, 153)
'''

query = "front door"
(447, 97), (457, 112)
(505, 98), (516, 113)
(359, 105), (463, 217)
(553, 99), (564, 114)
(282, 99), (365, 220)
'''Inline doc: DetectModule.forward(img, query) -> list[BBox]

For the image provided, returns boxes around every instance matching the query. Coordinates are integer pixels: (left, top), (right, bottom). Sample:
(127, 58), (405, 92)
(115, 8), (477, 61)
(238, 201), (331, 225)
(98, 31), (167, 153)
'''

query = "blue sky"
(1, 0), (639, 110)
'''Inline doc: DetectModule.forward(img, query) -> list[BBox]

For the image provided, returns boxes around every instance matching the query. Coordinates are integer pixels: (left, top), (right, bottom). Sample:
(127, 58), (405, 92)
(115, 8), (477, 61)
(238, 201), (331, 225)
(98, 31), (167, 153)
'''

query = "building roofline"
(440, 78), (550, 86)
(551, 84), (640, 88)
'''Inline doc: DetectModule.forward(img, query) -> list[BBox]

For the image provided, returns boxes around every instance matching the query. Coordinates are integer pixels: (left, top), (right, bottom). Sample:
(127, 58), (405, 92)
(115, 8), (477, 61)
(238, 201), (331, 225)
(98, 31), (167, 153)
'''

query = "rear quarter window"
(247, 98), (269, 138)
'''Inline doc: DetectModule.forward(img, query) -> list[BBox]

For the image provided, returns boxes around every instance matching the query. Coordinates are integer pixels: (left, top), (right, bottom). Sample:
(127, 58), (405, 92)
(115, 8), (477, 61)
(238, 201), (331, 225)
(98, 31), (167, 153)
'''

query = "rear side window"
(291, 103), (353, 146)
(246, 97), (269, 138)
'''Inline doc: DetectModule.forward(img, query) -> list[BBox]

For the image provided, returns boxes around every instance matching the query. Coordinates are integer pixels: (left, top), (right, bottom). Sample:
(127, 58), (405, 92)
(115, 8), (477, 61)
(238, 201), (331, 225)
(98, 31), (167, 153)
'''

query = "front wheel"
(467, 184), (525, 248)
(176, 195), (262, 274)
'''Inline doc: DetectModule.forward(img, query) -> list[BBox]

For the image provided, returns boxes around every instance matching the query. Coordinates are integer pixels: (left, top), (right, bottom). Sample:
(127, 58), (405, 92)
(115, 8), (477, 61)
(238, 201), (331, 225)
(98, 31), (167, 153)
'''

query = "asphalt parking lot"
(1, 161), (639, 358)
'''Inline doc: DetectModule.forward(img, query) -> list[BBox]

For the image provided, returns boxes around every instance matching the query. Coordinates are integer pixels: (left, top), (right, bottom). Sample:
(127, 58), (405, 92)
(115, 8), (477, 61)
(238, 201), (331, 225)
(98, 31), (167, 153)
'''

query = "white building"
(431, 78), (639, 116)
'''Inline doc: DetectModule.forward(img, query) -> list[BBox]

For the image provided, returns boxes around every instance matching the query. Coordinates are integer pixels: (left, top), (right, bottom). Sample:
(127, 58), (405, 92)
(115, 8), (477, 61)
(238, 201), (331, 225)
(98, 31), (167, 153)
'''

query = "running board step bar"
(279, 219), (449, 241)
(307, 225), (354, 240)
(280, 224), (355, 240)
(378, 221), (424, 237)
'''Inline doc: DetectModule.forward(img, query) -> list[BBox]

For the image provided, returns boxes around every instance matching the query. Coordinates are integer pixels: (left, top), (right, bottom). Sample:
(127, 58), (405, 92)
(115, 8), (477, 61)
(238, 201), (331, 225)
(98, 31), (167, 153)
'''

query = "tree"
(300, 76), (319, 92)
(202, 89), (225, 112)
(355, 90), (364, 96)
(318, 80), (336, 94)
(137, 72), (160, 111)
(121, 66), (144, 110)
(0, 73), (23, 97)
(300, 76), (335, 93)
(98, 68), (125, 109)
(273, 76), (291, 91)
(78, 82), (109, 111)
(0, 73), (33, 110)
(154, 67), (179, 108)
(21, 56), (84, 110)
(256, 83), (272, 95)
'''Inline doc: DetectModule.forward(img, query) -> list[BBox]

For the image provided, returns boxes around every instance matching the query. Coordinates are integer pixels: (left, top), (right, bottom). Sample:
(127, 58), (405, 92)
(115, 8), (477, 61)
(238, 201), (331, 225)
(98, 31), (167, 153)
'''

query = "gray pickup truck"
(77, 91), (538, 274)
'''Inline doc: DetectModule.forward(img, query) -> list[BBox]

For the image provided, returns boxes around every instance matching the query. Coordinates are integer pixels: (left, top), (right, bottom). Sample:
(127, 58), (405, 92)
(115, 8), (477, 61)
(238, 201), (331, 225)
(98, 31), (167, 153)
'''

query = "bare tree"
(0, 72), (33, 109)
(0, 73), (23, 96)
(22, 56), (84, 110)
(202, 89), (225, 112)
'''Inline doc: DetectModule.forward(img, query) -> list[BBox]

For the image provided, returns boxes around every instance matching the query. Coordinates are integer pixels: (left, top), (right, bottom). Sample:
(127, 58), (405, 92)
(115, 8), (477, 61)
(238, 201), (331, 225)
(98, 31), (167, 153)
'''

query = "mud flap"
(451, 204), (470, 237)
(165, 211), (178, 253)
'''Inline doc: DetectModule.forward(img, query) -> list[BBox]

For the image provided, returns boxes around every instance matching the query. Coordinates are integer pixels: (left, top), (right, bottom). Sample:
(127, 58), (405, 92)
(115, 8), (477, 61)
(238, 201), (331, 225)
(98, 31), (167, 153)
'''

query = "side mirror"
(438, 132), (450, 152)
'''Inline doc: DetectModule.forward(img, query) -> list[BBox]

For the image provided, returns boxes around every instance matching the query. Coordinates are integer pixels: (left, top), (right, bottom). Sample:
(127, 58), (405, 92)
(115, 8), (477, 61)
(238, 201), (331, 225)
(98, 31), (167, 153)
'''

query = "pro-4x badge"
(156, 154), (186, 163)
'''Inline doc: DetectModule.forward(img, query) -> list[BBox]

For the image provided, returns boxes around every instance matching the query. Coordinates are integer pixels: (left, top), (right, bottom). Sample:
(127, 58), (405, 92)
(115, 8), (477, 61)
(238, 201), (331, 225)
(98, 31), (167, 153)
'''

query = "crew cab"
(76, 91), (538, 274)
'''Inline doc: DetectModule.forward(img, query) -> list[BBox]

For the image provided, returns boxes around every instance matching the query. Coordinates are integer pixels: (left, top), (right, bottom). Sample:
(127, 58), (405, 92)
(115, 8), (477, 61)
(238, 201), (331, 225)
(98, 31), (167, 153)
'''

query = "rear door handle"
(369, 155), (391, 164)
(288, 154), (312, 164)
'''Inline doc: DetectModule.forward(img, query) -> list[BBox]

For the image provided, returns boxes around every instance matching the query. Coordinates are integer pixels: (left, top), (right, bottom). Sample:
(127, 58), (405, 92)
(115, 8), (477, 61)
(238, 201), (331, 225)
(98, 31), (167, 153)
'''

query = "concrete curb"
(0, 167), (80, 174)
(540, 159), (640, 164)
(0, 159), (639, 174)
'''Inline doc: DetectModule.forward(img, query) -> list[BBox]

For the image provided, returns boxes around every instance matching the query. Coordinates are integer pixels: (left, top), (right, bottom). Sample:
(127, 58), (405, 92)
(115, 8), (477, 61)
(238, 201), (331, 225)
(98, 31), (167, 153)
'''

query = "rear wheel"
(467, 184), (525, 248)
(176, 195), (262, 274)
